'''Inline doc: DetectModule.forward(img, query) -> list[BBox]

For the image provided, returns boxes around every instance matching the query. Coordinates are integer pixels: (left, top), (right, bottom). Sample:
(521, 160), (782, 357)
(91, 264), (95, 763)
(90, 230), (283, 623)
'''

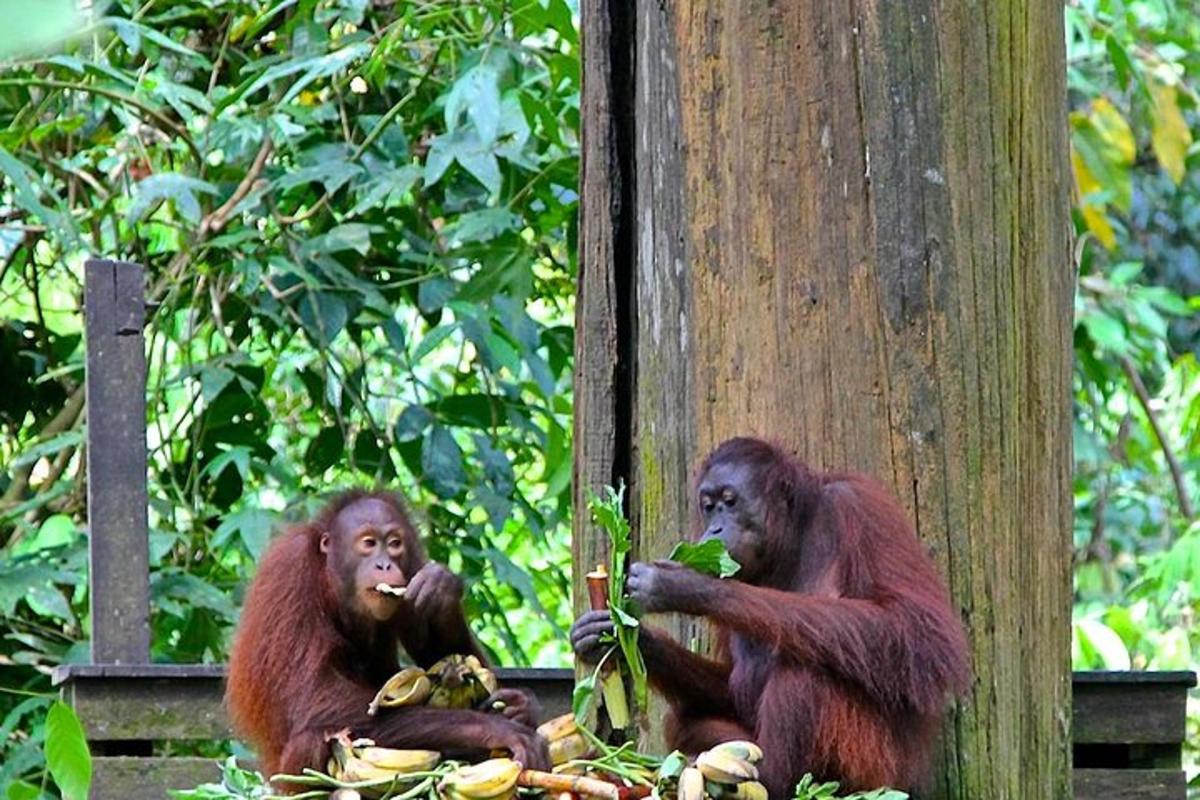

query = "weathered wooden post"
(83, 258), (151, 664)
(574, 2), (1074, 798)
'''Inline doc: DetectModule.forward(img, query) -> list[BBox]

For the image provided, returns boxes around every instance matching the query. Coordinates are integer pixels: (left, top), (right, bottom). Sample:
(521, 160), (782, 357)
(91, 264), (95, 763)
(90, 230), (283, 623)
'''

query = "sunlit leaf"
(45, 701), (91, 800)
(1149, 81), (1192, 185)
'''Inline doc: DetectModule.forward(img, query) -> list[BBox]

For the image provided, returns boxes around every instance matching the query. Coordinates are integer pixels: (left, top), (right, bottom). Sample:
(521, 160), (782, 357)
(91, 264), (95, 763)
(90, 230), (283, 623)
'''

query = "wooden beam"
(83, 259), (150, 665)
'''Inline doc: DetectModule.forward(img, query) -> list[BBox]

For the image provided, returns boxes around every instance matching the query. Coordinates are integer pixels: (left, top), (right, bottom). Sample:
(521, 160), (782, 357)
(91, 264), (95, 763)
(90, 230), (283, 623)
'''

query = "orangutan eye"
(360, 537), (377, 552)
(700, 496), (715, 514)
(723, 491), (737, 507)
(387, 538), (404, 552)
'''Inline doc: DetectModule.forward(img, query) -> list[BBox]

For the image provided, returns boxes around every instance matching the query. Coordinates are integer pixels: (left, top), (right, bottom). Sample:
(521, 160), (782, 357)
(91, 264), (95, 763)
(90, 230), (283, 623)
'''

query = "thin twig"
(200, 137), (274, 235)
(1119, 355), (1195, 520)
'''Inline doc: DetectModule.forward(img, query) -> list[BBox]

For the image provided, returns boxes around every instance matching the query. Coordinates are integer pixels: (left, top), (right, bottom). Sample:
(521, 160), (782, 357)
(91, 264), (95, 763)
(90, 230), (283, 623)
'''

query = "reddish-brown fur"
(226, 491), (529, 783)
(641, 439), (970, 796)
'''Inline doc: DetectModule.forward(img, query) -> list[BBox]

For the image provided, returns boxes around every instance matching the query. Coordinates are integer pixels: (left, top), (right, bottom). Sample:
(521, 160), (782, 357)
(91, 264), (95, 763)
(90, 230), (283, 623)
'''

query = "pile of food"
(267, 707), (765, 800)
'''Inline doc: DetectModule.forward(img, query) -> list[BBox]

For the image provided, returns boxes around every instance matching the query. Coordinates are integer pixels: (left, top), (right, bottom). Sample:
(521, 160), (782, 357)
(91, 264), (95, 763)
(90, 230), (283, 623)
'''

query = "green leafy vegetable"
(668, 539), (741, 578)
(587, 483), (649, 719)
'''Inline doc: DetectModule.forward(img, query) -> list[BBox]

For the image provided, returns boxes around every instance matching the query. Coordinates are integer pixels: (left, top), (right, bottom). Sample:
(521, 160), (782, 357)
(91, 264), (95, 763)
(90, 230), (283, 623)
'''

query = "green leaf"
(104, 17), (211, 64)
(45, 701), (91, 800)
(395, 405), (434, 442)
(1104, 34), (1134, 91)
(215, 508), (276, 561)
(445, 64), (502, 144)
(571, 669), (597, 724)
(128, 173), (219, 225)
(422, 426), (467, 499)
(668, 539), (741, 578)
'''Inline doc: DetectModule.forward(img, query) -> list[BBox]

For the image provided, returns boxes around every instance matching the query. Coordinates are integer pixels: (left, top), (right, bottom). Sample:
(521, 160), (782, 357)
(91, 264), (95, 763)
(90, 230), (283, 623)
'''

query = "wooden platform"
(55, 664), (1196, 799)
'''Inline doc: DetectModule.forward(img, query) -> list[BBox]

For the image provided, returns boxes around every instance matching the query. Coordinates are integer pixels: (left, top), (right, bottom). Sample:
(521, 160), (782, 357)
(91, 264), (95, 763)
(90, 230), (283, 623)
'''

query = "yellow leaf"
(1150, 82), (1192, 185)
(1090, 98), (1135, 165)
(1071, 147), (1116, 250)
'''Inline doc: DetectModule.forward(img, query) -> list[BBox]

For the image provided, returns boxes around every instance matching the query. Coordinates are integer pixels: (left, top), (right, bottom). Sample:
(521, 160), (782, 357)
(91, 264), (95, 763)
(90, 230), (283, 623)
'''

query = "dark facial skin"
(696, 459), (768, 580)
(321, 498), (466, 626)
(572, 458), (768, 658)
(321, 498), (412, 622)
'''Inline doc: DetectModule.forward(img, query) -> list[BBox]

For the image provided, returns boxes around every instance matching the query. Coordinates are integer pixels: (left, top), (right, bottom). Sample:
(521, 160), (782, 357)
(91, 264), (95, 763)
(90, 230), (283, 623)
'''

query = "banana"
(428, 654), (498, 708)
(463, 655), (500, 696)
(677, 767), (706, 800)
(441, 758), (522, 800)
(710, 741), (763, 765)
(695, 750), (758, 784)
(537, 712), (580, 743)
(732, 782), (768, 800)
(547, 731), (591, 766)
(367, 667), (433, 715)
(355, 746), (440, 772)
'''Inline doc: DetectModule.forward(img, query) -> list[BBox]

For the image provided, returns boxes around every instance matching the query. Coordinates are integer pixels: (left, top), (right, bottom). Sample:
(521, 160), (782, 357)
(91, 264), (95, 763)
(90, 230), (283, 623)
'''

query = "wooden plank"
(59, 667), (574, 741)
(1073, 684), (1189, 744)
(61, 672), (230, 741)
(1073, 769), (1186, 800)
(574, 0), (637, 617)
(603, 0), (1075, 796)
(91, 757), (220, 800)
(83, 259), (150, 665)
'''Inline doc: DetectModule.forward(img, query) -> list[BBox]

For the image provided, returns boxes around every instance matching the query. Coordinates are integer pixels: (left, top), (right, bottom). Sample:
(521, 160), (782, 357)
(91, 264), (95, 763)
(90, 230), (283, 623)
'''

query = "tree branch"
(1119, 355), (1195, 520)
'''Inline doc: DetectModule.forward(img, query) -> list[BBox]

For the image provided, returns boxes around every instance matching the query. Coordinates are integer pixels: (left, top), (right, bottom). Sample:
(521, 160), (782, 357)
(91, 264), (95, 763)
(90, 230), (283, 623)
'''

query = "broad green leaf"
(45, 701), (91, 800)
(104, 17), (211, 64)
(445, 64), (502, 144)
(1080, 311), (1127, 353)
(668, 539), (741, 578)
(128, 173), (219, 225)
(1150, 81), (1192, 185)
(1074, 619), (1131, 669)
(422, 426), (467, 499)
(395, 405), (434, 442)
(571, 668), (597, 724)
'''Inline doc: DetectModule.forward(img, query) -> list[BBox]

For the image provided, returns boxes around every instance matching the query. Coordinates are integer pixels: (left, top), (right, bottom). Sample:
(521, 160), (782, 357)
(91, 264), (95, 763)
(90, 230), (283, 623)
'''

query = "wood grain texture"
(574, 0), (636, 617)
(1072, 769), (1185, 800)
(84, 259), (150, 665)
(577, 0), (1073, 795)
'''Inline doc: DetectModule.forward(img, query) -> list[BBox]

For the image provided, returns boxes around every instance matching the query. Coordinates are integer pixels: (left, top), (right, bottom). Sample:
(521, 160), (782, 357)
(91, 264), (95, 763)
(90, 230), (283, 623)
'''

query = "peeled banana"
(695, 749), (759, 784)
(441, 757), (522, 800)
(367, 667), (433, 715)
(677, 767), (706, 800)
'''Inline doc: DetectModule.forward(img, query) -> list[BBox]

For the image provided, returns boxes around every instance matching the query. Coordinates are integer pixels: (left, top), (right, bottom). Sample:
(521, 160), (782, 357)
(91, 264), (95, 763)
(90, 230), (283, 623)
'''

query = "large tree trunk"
(574, 1), (1074, 798)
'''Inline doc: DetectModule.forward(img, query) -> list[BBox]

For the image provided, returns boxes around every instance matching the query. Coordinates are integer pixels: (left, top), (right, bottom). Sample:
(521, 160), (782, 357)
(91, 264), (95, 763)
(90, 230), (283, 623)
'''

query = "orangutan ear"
(319, 532), (331, 555)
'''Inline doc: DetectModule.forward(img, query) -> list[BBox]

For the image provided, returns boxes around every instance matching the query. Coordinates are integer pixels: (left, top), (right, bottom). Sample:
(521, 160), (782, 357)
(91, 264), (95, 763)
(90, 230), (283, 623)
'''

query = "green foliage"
(0, 0), (579, 785)
(792, 775), (907, 800)
(667, 539), (740, 579)
(1066, 0), (1200, 782)
(586, 484), (648, 717)
(43, 702), (90, 800)
(169, 757), (272, 800)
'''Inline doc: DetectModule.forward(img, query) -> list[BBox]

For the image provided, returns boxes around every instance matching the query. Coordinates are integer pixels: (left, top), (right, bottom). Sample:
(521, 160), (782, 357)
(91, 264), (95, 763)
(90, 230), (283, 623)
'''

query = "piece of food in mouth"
(374, 582), (406, 597)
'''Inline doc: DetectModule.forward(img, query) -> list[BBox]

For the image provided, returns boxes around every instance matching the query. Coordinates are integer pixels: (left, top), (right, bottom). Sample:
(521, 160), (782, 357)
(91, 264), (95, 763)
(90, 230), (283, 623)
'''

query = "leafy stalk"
(586, 483), (649, 714)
